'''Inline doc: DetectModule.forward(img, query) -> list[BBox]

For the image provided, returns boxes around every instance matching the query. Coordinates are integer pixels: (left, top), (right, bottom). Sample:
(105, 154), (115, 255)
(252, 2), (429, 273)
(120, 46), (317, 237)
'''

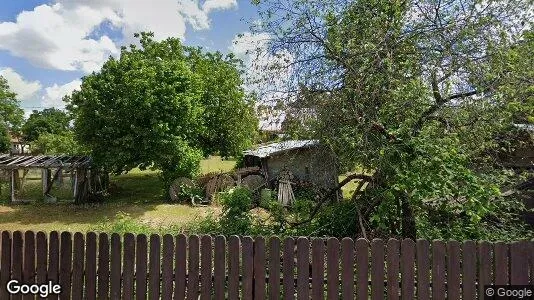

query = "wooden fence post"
(214, 236), (227, 300)
(371, 239), (385, 300)
(341, 238), (355, 299)
(228, 236), (240, 300)
(268, 236), (281, 300)
(0, 231), (12, 299)
(326, 238), (340, 300)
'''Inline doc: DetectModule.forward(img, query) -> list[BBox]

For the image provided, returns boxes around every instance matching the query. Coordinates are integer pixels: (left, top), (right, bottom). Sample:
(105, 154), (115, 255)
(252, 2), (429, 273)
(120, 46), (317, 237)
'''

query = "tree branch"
(446, 90), (477, 101)
(289, 173), (374, 227)
(413, 70), (478, 136)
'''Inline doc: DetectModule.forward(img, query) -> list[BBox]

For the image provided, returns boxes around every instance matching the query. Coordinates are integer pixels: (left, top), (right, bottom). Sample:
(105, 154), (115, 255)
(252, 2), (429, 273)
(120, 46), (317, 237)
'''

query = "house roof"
(0, 154), (92, 169)
(243, 140), (319, 158)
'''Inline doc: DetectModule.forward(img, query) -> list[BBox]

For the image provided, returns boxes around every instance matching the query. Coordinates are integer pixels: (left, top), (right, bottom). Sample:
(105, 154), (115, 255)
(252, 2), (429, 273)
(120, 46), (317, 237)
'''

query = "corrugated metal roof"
(0, 155), (92, 169)
(243, 140), (320, 158)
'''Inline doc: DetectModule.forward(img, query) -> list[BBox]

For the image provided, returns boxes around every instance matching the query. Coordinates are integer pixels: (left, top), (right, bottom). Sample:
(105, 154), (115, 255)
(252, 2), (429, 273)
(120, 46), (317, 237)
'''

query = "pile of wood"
(277, 169), (295, 206)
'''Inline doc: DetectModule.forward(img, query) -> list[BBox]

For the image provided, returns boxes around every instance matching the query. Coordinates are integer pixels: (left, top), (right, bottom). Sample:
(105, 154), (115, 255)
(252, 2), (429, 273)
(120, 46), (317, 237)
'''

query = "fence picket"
(110, 233), (122, 300)
(494, 242), (509, 285)
(311, 238), (324, 300)
(22, 231), (35, 300)
(200, 235), (213, 300)
(510, 241), (529, 285)
(136, 234), (148, 300)
(254, 236), (266, 300)
(326, 238), (340, 300)
(432, 241), (446, 300)
(242, 236), (254, 300)
(530, 241), (534, 285)
(416, 240), (430, 300)
(85, 232), (97, 300)
(186, 235), (200, 300)
(162, 234), (175, 300)
(174, 234), (187, 300)
(296, 237), (310, 300)
(371, 239), (385, 300)
(462, 241), (477, 300)
(355, 238), (369, 300)
(122, 233), (135, 300)
(478, 241), (492, 297)
(35, 232), (47, 285)
(71, 232), (85, 300)
(59, 232), (72, 300)
(341, 238), (355, 299)
(386, 239), (400, 300)
(23, 231), (35, 286)
(149, 234), (161, 300)
(268, 236), (281, 300)
(12, 231), (23, 300)
(446, 241), (461, 300)
(0, 231), (12, 299)
(283, 237), (295, 300)
(97, 233), (110, 300)
(48, 231), (60, 300)
(227, 235), (240, 300)
(214, 236), (226, 300)
(400, 239), (415, 300)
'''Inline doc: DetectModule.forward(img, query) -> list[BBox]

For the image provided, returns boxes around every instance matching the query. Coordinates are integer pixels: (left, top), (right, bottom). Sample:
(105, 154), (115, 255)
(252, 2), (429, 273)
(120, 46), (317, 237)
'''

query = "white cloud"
(0, 0), (237, 74)
(41, 79), (82, 109)
(0, 3), (119, 73)
(0, 67), (42, 102)
(202, 0), (238, 13)
(0, 68), (81, 115)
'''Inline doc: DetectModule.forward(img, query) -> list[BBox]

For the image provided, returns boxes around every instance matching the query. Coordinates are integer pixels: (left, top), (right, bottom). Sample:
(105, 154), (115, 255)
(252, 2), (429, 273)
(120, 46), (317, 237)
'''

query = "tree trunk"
(400, 192), (417, 240)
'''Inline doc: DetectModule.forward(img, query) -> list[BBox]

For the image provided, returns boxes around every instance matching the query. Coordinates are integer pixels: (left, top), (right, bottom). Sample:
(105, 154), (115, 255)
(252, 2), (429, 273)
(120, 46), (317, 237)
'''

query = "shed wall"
(265, 147), (338, 190)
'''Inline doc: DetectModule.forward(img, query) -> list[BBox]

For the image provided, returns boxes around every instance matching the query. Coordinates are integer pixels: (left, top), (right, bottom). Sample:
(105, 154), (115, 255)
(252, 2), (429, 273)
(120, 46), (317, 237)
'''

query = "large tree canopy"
(22, 108), (71, 142)
(0, 76), (23, 153)
(67, 32), (258, 184)
(252, 0), (533, 239)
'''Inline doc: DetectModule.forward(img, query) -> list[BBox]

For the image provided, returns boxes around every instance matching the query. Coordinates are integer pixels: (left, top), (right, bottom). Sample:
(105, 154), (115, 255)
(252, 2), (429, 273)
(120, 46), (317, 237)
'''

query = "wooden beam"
(73, 169), (78, 198)
(10, 169), (15, 204)
(44, 167), (62, 195)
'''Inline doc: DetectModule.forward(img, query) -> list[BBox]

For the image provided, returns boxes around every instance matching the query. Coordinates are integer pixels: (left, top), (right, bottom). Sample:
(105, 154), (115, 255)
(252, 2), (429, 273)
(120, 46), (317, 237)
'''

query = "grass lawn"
(0, 156), (234, 233)
(0, 155), (359, 233)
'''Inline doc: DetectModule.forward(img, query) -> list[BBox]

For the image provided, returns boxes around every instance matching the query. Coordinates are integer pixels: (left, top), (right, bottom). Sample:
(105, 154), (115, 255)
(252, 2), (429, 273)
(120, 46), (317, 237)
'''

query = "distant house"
(242, 140), (339, 192)
(10, 133), (30, 155)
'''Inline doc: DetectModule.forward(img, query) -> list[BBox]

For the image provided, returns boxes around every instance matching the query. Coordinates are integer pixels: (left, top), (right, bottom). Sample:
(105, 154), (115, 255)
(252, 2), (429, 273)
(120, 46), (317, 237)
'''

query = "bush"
(218, 187), (254, 235)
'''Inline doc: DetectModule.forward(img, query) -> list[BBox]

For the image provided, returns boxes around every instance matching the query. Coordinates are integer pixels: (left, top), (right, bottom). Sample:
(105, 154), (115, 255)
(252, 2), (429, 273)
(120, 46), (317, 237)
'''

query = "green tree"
(0, 76), (23, 153)
(30, 131), (86, 155)
(253, 0), (533, 239)
(67, 32), (258, 186)
(22, 108), (71, 142)
(0, 126), (10, 153)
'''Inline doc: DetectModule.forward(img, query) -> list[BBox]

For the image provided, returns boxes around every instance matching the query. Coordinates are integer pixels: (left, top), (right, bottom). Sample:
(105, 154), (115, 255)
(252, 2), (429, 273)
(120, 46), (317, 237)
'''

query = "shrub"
(218, 187), (254, 235)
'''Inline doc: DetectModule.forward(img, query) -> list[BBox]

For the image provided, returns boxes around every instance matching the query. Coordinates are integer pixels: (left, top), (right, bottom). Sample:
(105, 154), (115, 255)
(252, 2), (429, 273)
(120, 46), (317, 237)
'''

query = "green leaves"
(22, 108), (71, 142)
(68, 33), (258, 185)
(0, 76), (23, 131)
(30, 131), (86, 155)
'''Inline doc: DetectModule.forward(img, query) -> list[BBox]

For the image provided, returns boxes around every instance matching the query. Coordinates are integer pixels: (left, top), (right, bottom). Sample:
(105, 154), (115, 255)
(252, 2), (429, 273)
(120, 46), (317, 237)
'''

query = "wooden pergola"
(0, 154), (100, 204)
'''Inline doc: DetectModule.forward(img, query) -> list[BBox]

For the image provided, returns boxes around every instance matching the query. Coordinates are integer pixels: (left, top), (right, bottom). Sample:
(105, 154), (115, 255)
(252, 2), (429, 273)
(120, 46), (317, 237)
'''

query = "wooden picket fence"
(0, 231), (533, 299)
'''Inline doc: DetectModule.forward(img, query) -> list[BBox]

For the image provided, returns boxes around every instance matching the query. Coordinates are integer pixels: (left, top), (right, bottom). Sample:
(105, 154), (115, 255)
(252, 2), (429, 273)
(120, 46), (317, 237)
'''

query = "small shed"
(0, 154), (105, 204)
(242, 140), (339, 192)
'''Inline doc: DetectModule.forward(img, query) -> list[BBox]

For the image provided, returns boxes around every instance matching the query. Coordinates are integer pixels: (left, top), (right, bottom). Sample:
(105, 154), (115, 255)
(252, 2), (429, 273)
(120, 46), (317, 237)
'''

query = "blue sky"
(0, 0), (261, 115)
